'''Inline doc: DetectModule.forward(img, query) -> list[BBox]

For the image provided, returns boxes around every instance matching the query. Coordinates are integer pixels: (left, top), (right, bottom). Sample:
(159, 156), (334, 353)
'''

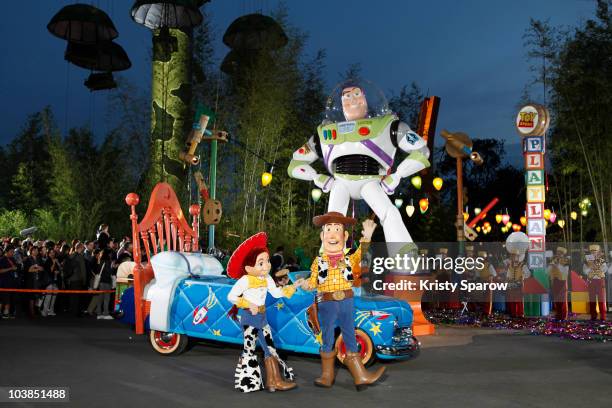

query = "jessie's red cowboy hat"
(226, 232), (268, 279)
(312, 211), (356, 227)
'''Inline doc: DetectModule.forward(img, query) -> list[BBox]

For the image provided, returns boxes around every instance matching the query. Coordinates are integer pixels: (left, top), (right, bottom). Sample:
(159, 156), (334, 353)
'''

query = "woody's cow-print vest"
(316, 254), (353, 284)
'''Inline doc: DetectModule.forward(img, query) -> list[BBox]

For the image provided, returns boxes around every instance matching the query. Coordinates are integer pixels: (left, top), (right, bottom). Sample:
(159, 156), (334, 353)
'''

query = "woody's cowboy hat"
(226, 232), (268, 279)
(274, 268), (289, 278)
(313, 211), (356, 227)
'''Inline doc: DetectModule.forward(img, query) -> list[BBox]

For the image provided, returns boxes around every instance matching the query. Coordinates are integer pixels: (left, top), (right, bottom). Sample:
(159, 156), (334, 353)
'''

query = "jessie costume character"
(548, 247), (569, 320)
(226, 232), (297, 393)
(583, 244), (608, 320)
(296, 212), (385, 391)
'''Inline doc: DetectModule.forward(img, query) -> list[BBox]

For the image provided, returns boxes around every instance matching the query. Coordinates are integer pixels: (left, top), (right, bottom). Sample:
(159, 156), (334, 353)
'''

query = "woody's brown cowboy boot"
(264, 357), (296, 392)
(314, 350), (336, 387)
(343, 352), (386, 391)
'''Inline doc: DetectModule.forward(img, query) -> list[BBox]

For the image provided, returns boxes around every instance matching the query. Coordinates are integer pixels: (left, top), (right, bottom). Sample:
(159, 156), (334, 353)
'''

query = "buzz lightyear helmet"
(324, 78), (392, 123)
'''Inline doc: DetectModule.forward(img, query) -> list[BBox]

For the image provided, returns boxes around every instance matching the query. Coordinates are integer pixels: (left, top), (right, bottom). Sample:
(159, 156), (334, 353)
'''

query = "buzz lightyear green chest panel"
(317, 114), (396, 145)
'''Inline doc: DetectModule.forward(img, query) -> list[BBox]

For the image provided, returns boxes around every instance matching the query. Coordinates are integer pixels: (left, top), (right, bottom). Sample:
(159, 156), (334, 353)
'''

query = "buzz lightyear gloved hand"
(314, 174), (335, 193)
(380, 173), (401, 195)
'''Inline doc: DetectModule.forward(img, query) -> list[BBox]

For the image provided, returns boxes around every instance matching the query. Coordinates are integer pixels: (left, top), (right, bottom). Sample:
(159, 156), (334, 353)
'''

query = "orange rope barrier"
(0, 289), (115, 294)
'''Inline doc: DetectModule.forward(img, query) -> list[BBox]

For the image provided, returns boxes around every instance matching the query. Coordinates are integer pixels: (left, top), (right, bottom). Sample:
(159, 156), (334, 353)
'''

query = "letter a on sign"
(527, 203), (544, 217)
(526, 170), (544, 186)
(527, 219), (544, 235)
(525, 153), (544, 169)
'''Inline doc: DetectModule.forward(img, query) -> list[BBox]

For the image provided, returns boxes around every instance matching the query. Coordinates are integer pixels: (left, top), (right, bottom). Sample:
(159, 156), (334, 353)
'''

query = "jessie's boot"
(264, 357), (296, 392)
(314, 350), (337, 387)
(344, 352), (386, 391)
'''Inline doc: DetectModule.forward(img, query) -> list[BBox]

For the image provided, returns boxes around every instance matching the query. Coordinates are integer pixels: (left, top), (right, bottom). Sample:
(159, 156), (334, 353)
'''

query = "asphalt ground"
(1, 316), (611, 408)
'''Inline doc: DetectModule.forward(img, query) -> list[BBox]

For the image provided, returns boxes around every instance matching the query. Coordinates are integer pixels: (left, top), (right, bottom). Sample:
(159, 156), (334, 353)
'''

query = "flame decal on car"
(193, 287), (219, 325)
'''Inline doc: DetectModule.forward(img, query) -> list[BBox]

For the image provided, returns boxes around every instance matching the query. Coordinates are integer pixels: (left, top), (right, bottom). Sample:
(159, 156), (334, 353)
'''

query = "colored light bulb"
(405, 204), (415, 217)
(419, 198), (429, 213)
(432, 177), (443, 191)
(261, 172), (273, 187)
(311, 188), (322, 202)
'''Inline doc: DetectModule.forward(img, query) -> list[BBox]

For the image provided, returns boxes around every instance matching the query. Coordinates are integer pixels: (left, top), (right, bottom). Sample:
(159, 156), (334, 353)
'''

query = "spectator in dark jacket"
(41, 249), (61, 317)
(90, 248), (115, 319)
(0, 246), (19, 319)
(96, 224), (110, 249)
(23, 247), (45, 317)
(64, 243), (87, 316)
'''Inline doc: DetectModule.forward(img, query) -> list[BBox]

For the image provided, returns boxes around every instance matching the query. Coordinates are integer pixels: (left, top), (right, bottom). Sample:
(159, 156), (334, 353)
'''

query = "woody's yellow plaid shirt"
(308, 245), (362, 293)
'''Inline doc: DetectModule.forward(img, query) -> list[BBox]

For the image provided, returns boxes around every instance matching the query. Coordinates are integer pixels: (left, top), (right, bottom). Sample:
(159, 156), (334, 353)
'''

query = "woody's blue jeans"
(318, 297), (358, 353)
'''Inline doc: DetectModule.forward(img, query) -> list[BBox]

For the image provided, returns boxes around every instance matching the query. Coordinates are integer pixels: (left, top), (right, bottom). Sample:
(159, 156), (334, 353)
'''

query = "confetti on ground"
(425, 310), (612, 342)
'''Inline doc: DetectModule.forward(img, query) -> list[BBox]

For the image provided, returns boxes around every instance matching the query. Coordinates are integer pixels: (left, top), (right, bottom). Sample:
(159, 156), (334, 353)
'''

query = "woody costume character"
(504, 250), (530, 318)
(475, 251), (497, 316)
(295, 212), (385, 391)
(226, 232), (297, 393)
(548, 247), (569, 320)
(583, 244), (608, 320)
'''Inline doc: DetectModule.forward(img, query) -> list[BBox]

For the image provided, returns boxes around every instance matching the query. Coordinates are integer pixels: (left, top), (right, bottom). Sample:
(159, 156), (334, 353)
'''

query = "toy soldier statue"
(295, 212), (386, 390)
(504, 249), (530, 318)
(548, 247), (569, 320)
(475, 250), (497, 316)
(583, 244), (608, 321)
(434, 248), (450, 310)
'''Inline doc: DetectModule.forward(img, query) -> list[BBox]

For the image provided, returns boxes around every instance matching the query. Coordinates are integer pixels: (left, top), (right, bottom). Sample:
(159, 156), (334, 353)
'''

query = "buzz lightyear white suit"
(288, 82), (430, 243)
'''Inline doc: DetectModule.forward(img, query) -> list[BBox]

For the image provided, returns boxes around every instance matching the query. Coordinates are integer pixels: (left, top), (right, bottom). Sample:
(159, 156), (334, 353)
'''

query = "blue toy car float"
(117, 251), (419, 365)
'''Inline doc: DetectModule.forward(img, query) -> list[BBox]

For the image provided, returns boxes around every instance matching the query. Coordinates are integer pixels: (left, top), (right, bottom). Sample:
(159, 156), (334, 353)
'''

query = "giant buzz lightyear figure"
(288, 80), (430, 242)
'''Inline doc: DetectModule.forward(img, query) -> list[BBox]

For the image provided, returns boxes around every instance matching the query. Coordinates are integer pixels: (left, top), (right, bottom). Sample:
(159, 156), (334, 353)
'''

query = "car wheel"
(149, 330), (188, 356)
(335, 328), (375, 367)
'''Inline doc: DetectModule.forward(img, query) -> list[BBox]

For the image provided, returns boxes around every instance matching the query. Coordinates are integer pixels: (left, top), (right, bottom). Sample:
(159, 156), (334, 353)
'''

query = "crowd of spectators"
(0, 224), (133, 320)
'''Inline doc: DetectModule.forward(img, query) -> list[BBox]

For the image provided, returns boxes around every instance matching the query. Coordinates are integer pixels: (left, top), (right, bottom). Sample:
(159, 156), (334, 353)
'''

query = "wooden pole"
(126, 193), (144, 335)
(456, 158), (465, 254)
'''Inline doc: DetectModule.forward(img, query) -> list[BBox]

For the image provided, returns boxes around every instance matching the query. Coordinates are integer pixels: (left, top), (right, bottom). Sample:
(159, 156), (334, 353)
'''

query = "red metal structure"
(125, 183), (200, 335)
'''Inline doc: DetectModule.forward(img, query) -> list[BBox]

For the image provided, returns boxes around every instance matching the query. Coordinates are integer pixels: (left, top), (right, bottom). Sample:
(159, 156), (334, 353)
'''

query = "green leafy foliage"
(525, 1), (612, 243)
(0, 209), (28, 237)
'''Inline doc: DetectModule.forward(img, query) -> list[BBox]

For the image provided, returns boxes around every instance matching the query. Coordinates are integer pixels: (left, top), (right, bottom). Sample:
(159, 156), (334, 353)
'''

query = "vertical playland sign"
(517, 103), (550, 316)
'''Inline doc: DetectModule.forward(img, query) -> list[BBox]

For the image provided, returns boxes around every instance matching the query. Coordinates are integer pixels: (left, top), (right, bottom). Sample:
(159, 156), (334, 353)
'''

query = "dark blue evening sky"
(0, 1), (598, 165)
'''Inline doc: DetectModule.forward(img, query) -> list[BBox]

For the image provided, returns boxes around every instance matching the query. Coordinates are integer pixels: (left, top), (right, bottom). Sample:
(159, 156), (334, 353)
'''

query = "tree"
(388, 82), (423, 130)
(9, 162), (38, 220)
(526, 1), (612, 245)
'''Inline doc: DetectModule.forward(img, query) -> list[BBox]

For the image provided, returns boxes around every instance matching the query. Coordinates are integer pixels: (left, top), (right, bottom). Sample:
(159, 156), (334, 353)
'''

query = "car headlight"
(392, 327), (413, 344)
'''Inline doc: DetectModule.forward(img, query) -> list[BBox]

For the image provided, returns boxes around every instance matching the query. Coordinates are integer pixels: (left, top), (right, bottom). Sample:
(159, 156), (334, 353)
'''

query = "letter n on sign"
(529, 236), (545, 252)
